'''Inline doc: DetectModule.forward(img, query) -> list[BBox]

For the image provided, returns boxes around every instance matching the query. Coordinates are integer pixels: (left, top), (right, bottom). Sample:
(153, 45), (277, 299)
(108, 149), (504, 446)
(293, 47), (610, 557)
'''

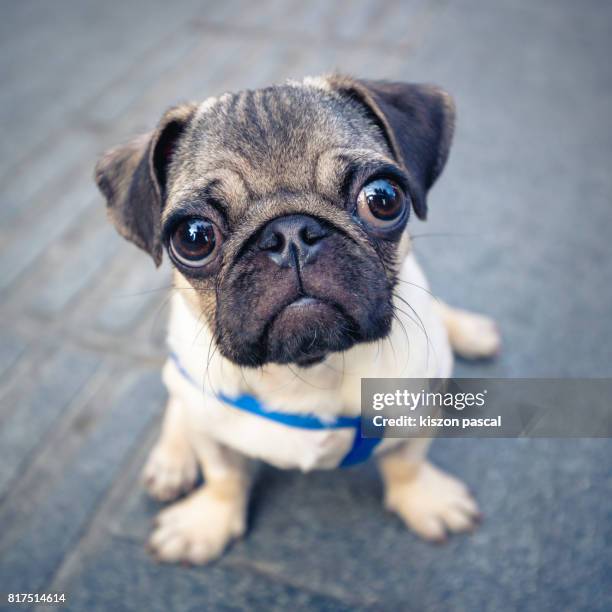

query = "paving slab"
(0, 1), (610, 610)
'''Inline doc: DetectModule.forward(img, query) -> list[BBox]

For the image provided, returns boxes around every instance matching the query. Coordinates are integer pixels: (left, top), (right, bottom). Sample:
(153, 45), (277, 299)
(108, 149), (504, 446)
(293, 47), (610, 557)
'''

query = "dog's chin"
(216, 296), (394, 368)
(264, 297), (359, 366)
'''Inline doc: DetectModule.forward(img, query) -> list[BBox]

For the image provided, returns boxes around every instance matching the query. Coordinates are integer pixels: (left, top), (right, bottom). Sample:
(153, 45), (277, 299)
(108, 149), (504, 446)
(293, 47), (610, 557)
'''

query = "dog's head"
(95, 76), (455, 367)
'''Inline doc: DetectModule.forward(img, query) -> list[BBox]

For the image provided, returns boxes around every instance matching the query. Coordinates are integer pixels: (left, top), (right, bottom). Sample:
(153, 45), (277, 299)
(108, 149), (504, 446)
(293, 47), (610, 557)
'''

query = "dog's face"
(96, 76), (455, 367)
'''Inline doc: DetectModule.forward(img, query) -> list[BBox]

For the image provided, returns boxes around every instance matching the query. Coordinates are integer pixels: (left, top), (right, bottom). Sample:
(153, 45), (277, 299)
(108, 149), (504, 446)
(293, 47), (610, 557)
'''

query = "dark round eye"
(357, 178), (406, 228)
(170, 218), (219, 267)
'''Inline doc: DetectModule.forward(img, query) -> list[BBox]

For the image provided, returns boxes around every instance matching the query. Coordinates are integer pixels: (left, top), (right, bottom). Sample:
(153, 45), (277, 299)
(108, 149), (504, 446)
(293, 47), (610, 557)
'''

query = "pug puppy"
(95, 75), (500, 564)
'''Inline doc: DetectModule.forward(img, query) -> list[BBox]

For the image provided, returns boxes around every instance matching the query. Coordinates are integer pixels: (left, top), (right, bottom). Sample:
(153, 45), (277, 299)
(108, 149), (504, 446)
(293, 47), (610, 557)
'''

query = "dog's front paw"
(385, 462), (481, 542)
(142, 441), (198, 502)
(447, 309), (501, 360)
(148, 488), (246, 564)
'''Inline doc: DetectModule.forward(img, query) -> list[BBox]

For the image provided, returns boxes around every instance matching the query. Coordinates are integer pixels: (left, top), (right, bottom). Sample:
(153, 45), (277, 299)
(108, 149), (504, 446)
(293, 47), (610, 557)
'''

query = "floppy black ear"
(328, 76), (456, 220)
(94, 103), (197, 265)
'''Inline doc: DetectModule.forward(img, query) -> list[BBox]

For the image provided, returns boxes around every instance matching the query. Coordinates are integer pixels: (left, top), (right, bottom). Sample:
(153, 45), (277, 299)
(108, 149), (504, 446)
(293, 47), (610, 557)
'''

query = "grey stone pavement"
(0, 1), (611, 610)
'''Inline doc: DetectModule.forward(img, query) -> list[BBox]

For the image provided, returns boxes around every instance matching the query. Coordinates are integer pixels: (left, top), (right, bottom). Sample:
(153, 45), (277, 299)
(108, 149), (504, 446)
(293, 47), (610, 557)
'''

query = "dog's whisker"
(238, 366), (256, 395)
(204, 341), (220, 397)
(286, 363), (334, 391)
(409, 231), (473, 241)
(147, 289), (178, 343)
(391, 310), (411, 375)
(306, 326), (318, 351)
(395, 278), (440, 302)
(108, 285), (200, 299)
(394, 292), (443, 374)
(393, 304), (431, 373)
(386, 320), (399, 368)
(393, 292), (434, 365)
(192, 308), (211, 347)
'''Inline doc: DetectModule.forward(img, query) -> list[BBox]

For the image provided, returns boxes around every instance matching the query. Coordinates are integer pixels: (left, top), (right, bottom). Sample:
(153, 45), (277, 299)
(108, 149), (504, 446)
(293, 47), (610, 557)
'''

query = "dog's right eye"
(169, 218), (219, 267)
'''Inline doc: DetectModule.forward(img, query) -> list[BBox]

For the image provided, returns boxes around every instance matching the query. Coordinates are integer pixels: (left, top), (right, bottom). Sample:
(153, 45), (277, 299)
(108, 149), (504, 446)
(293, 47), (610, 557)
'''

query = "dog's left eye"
(169, 218), (219, 267)
(357, 179), (406, 228)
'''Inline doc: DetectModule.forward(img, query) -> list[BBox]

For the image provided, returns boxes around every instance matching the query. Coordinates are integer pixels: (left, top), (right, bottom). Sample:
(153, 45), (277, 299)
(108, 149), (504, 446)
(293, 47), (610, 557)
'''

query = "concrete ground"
(0, 1), (610, 610)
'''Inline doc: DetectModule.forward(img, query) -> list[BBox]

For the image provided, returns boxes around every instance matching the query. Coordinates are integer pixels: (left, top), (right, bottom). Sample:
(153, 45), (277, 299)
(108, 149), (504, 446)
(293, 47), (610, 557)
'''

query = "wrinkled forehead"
(167, 84), (392, 212)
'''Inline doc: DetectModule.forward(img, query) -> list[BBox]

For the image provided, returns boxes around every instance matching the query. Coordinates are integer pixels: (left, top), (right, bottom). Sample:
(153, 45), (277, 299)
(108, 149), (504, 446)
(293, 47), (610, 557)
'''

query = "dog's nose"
(258, 214), (330, 268)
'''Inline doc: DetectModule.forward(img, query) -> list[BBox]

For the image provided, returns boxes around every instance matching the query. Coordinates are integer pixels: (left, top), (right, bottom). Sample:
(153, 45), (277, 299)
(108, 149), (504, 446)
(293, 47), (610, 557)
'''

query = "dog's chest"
(162, 354), (397, 470)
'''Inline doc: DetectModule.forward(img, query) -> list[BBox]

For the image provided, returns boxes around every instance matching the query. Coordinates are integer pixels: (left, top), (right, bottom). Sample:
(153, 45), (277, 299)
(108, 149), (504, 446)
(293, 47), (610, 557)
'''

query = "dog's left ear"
(327, 76), (456, 220)
(95, 103), (197, 265)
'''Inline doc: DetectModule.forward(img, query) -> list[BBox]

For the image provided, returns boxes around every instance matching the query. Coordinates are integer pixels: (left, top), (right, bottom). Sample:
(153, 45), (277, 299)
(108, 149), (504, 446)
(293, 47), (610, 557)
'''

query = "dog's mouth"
(262, 294), (360, 366)
(214, 229), (395, 368)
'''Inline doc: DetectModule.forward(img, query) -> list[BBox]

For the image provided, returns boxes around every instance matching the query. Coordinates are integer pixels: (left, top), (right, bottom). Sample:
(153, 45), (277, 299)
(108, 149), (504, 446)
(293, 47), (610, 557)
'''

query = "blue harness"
(169, 352), (381, 467)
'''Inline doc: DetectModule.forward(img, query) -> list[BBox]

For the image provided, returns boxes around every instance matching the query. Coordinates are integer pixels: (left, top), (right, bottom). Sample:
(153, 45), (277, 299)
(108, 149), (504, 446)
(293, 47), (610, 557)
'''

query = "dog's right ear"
(95, 103), (197, 266)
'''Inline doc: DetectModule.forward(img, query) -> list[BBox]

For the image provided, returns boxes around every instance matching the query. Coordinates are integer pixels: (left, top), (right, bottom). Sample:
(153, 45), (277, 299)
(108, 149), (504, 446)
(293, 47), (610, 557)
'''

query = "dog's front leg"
(148, 431), (253, 564)
(378, 439), (481, 542)
(433, 301), (501, 360)
(142, 397), (199, 501)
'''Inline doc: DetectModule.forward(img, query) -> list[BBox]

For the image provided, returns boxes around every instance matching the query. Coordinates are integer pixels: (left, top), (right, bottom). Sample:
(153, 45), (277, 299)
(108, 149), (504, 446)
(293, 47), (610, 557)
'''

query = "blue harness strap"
(339, 421), (382, 467)
(216, 391), (362, 430)
(169, 352), (381, 467)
